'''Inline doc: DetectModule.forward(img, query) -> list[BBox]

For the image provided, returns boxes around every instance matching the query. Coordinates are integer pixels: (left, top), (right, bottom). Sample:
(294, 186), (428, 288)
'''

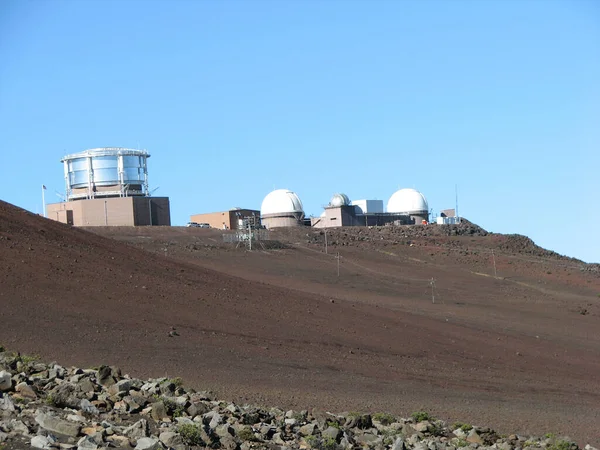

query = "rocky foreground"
(0, 350), (594, 450)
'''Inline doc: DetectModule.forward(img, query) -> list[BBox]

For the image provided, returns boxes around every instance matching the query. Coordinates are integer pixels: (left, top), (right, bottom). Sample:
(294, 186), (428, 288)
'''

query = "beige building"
(311, 205), (414, 228)
(47, 197), (171, 227)
(190, 209), (260, 230)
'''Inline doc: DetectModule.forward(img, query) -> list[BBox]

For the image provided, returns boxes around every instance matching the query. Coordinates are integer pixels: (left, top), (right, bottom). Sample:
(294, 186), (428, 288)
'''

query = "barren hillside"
(1, 200), (600, 445)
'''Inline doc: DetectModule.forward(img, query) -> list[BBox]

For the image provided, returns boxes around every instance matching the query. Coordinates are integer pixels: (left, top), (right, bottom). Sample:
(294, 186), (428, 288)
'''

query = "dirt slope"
(2, 201), (600, 445)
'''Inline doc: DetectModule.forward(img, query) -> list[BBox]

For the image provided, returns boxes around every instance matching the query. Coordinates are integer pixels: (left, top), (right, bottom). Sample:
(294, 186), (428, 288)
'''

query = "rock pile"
(0, 350), (595, 450)
(302, 220), (489, 249)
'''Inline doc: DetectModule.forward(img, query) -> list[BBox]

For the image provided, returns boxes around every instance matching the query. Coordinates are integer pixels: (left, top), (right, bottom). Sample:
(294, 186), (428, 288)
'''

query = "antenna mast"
(455, 184), (459, 222)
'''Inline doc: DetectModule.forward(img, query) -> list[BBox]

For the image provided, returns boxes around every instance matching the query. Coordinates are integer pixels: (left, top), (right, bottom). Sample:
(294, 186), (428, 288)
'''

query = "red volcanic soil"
(2, 200), (600, 445)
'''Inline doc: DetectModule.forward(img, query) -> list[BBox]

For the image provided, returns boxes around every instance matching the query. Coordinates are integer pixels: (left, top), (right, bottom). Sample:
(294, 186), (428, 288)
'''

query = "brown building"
(47, 197), (171, 227)
(190, 209), (260, 230)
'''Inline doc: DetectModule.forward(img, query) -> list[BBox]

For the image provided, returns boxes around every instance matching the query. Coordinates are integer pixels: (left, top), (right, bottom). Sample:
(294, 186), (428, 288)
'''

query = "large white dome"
(387, 188), (428, 214)
(261, 189), (304, 216)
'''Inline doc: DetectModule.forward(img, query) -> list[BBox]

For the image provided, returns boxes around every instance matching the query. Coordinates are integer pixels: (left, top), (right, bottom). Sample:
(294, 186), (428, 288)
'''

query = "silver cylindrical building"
(62, 148), (150, 201)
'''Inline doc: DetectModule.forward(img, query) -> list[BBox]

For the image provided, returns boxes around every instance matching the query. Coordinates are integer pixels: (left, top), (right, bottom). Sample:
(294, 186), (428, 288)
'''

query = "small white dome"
(261, 189), (304, 216)
(387, 188), (428, 214)
(330, 193), (350, 207)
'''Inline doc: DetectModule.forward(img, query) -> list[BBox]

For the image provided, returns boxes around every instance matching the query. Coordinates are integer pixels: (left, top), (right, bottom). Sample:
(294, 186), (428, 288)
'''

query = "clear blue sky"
(1, 0), (598, 262)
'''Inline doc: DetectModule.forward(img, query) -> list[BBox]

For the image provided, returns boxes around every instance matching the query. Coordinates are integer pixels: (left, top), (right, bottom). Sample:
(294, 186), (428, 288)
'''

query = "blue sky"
(1, 0), (598, 262)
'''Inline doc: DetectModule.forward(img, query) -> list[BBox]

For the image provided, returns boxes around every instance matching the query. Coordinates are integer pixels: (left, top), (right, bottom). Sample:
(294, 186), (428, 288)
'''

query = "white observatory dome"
(261, 189), (304, 216)
(329, 193), (350, 207)
(387, 188), (429, 214)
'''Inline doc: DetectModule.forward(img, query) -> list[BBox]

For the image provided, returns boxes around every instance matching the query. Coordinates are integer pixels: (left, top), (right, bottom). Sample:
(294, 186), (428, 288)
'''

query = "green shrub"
(549, 440), (574, 450)
(177, 423), (203, 446)
(237, 426), (259, 442)
(452, 422), (473, 432)
(168, 377), (184, 387)
(293, 411), (307, 422)
(322, 436), (337, 450)
(373, 412), (395, 425)
(430, 421), (446, 437)
(411, 411), (431, 422)
(303, 435), (338, 450)
(456, 438), (469, 447)
(305, 435), (318, 448)
(326, 420), (340, 429)
(162, 397), (185, 418)
(18, 354), (40, 364)
(45, 394), (57, 406)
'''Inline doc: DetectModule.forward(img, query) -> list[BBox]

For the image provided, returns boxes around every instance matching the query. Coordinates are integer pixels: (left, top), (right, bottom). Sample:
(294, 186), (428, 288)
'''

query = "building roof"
(261, 189), (304, 216)
(387, 188), (429, 214)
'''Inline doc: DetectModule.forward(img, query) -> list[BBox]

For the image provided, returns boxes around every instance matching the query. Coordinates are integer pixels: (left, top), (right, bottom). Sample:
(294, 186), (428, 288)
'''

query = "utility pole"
(41, 185), (47, 217)
(324, 230), (328, 254)
(337, 252), (340, 277)
(491, 250), (497, 278)
(248, 222), (252, 251)
(104, 200), (108, 226)
(430, 278), (436, 304)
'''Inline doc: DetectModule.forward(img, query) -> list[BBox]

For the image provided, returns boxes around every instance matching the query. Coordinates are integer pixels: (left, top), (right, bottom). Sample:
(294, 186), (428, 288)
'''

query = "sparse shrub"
(168, 377), (184, 387)
(549, 440), (574, 450)
(305, 435), (318, 448)
(293, 411), (307, 422)
(45, 394), (57, 406)
(237, 426), (259, 442)
(177, 423), (203, 446)
(162, 397), (185, 418)
(18, 354), (40, 364)
(411, 411), (431, 422)
(430, 421), (446, 437)
(456, 438), (469, 448)
(380, 427), (403, 445)
(304, 435), (338, 450)
(326, 420), (340, 429)
(373, 412), (395, 425)
(321, 436), (337, 450)
(453, 422), (473, 432)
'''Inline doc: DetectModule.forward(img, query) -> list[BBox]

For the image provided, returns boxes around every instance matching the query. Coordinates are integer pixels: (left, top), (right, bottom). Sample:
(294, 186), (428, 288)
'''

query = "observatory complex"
(386, 188), (429, 224)
(260, 189), (305, 229)
(311, 189), (430, 229)
(47, 148), (171, 227)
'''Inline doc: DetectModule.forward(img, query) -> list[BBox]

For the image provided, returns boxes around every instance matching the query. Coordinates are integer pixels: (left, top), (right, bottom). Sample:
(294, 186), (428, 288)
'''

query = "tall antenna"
(455, 184), (459, 221)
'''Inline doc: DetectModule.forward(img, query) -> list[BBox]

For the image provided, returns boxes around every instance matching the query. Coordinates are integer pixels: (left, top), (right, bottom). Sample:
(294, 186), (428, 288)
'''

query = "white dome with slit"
(329, 193), (350, 207)
(387, 188), (428, 214)
(261, 189), (304, 216)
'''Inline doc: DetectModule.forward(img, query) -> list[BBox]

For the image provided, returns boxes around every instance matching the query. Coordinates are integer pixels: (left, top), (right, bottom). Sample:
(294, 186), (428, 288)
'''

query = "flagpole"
(42, 185), (46, 217)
